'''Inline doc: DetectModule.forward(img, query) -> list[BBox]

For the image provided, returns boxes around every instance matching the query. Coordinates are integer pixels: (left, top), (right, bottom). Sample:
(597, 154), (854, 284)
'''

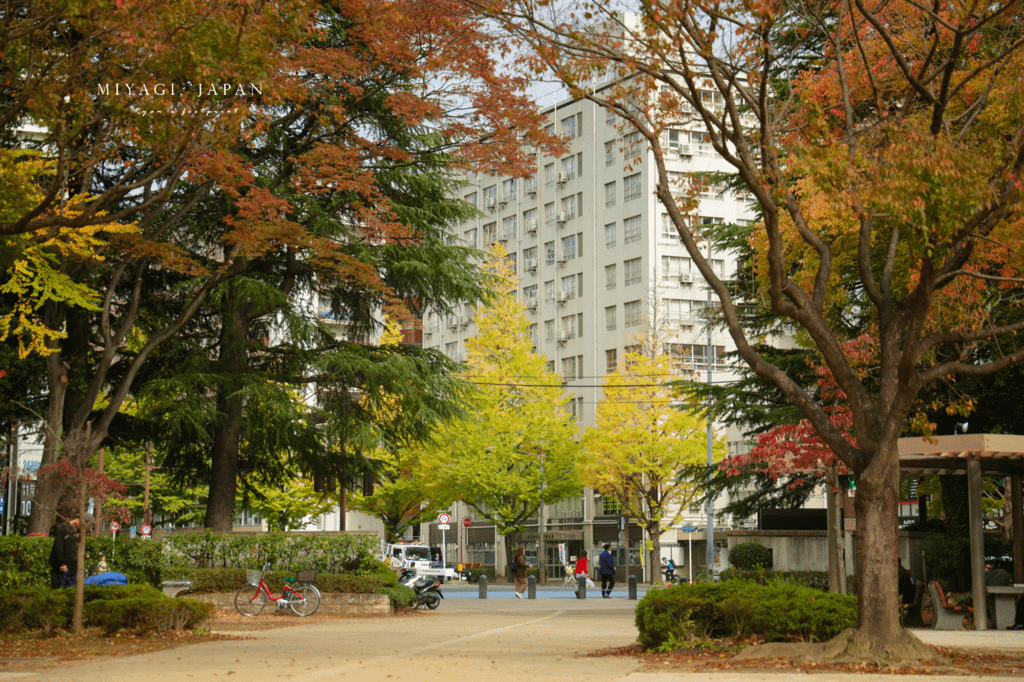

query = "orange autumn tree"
(482, 0), (1024, 656)
(19, 0), (557, 533)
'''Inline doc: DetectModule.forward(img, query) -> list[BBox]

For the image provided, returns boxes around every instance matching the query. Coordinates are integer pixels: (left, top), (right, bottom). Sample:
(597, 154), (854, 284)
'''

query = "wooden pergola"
(898, 434), (1024, 631)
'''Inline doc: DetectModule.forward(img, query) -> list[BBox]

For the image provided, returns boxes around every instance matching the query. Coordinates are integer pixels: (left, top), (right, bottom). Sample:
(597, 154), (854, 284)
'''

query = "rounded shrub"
(729, 542), (773, 570)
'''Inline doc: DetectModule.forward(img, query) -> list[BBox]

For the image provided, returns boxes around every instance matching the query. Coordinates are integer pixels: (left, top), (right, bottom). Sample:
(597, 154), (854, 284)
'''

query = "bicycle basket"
(246, 569), (263, 586)
(295, 569), (317, 583)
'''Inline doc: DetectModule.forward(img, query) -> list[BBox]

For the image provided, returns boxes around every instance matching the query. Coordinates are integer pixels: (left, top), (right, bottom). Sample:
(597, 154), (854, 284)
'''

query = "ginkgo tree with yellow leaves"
(420, 245), (581, 577)
(582, 347), (723, 583)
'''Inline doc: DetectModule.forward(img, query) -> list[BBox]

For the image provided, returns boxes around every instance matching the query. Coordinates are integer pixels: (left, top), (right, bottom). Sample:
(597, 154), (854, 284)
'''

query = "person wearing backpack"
(599, 543), (616, 598)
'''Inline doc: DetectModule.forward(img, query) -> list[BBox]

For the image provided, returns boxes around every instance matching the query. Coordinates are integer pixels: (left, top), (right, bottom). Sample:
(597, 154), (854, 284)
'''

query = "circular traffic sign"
(109, 521), (120, 532)
(438, 512), (451, 525)
(141, 524), (152, 536)
(462, 516), (472, 528)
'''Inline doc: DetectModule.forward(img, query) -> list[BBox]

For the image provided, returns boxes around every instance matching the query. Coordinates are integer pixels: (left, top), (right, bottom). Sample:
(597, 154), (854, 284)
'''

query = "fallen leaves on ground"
(584, 641), (1024, 676)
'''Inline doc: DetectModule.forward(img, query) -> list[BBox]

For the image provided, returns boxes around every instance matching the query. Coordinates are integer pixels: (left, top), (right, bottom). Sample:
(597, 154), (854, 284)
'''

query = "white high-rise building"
(424, 90), (755, 430)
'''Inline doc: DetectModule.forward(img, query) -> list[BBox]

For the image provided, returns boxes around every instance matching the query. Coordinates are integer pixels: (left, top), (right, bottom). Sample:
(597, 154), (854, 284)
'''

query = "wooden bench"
(928, 581), (971, 630)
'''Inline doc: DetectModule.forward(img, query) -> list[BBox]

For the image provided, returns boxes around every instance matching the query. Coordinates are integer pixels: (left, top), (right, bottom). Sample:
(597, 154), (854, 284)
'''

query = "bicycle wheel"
(288, 584), (320, 617)
(235, 585), (268, 616)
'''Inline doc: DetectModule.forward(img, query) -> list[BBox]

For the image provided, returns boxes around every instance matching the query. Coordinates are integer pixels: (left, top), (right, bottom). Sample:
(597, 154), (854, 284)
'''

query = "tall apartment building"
(416, 89), (803, 578)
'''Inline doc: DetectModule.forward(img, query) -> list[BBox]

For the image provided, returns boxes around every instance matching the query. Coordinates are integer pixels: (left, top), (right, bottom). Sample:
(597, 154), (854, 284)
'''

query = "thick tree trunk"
(204, 293), (249, 531)
(852, 441), (902, 640)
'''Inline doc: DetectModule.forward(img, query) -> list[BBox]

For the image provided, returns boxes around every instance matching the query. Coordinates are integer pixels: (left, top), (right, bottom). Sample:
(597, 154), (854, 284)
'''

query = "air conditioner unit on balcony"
(526, 259), (538, 273)
(679, 271), (694, 283)
(557, 291), (568, 304)
(556, 251), (568, 264)
(557, 172), (568, 185)
(496, 230), (508, 243)
(448, 320), (459, 331)
(499, 194), (509, 205)
(526, 219), (538, 235)
(460, 319), (471, 330)
(557, 331), (569, 344)
(556, 212), (568, 225)
(678, 144), (693, 158)
(485, 199), (496, 211)
(526, 297), (538, 311)
(526, 181), (537, 197)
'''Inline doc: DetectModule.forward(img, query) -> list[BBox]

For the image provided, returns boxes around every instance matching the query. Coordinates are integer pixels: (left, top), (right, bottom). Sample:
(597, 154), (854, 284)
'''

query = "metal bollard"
(527, 574), (537, 599)
(576, 574), (586, 599)
(628, 574), (637, 600)
(479, 574), (487, 599)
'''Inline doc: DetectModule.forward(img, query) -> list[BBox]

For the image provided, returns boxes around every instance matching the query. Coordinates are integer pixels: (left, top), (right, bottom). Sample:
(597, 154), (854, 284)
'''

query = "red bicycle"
(234, 562), (321, 617)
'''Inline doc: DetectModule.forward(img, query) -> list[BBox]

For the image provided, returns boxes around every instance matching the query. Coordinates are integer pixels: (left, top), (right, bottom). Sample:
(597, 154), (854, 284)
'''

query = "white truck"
(383, 543), (456, 580)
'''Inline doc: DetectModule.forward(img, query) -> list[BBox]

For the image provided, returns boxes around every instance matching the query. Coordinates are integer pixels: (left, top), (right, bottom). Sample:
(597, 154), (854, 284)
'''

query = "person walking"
(599, 542), (616, 598)
(574, 550), (591, 596)
(49, 517), (80, 588)
(512, 546), (528, 599)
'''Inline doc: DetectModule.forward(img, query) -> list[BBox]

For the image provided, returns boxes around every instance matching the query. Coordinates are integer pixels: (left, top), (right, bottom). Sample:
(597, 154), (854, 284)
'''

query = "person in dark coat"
(512, 546), (528, 599)
(49, 518), (80, 588)
(599, 542), (617, 598)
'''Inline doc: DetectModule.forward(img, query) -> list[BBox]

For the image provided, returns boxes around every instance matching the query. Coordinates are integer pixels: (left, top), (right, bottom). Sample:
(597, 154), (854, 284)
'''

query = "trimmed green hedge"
(0, 585), (211, 634)
(729, 542), (773, 570)
(0, 532), (388, 590)
(376, 585), (416, 608)
(635, 580), (858, 650)
(175, 564), (398, 594)
(719, 568), (856, 592)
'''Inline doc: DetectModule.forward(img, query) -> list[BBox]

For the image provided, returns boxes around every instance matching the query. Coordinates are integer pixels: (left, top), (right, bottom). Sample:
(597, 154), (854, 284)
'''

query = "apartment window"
(577, 191), (584, 218)
(445, 341), (459, 357)
(544, 163), (555, 187)
(660, 213), (679, 241)
(546, 360), (555, 374)
(605, 222), (616, 248)
(523, 207), (538, 232)
(624, 173), (642, 202)
(483, 222), (497, 245)
(523, 246), (538, 265)
(506, 251), (517, 274)
(570, 395), (583, 422)
(577, 313), (584, 339)
(663, 298), (687, 323)
(465, 191), (477, 208)
(666, 343), (726, 370)
(605, 348), (618, 372)
(483, 185), (497, 208)
(503, 178), (517, 201)
(577, 272), (583, 297)
(544, 279), (555, 303)
(528, 323), (538, 346)
(545, 241), (555, 266)
(662, 255), (691, 280)
(606, 107), (616, 124)
(523, 284), (538, 306)
(560, 195), (576, 220)
(624, 215), (642, 244)
(561, 234), (577, 261)
(561, 355), (578, 380)
(560, 315), (577, 341)
(463, 228), (477, 248)
(544, 202), (555, 226)
(710, 258), (726, 277)
(701, 215), (725, 226)
(561, 114), (577, 139)
(544, 319), (555, 341)
(561, 274), (577, 300)
(624, 300), (642, 328)
(605, 264), (617, 291)
(605, 305), (616, 331)
(605, 181), (616, 208)
(605, 140), (615, 166)
(561, 155), (577, 181)
(624, 257), (642, 286)
(502, 215), (517, 240)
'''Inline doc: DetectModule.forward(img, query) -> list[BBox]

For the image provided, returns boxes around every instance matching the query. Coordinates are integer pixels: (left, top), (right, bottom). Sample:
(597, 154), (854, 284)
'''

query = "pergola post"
(1012, 474), (1023, 585)
(967, 459), (987, 630)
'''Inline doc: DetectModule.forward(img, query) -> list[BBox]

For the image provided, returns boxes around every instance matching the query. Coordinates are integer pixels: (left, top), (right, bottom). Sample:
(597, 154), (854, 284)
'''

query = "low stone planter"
(191, 592), (391, 616)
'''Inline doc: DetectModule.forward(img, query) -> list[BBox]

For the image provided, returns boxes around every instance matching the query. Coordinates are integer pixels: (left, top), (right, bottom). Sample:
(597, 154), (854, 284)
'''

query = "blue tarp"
(83, 572), (128, 586)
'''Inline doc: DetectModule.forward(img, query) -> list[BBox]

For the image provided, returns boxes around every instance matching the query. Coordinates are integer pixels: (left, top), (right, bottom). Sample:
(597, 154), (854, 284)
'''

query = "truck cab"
(384, 543), (455, 580)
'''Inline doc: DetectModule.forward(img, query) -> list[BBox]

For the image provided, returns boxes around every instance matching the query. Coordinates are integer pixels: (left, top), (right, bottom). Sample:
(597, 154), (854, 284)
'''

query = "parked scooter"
(411, 575), (444, 610)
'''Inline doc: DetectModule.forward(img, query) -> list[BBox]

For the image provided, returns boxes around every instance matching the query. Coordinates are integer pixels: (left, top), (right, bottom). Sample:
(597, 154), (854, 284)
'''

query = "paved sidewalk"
(0, 591), (1021, 682)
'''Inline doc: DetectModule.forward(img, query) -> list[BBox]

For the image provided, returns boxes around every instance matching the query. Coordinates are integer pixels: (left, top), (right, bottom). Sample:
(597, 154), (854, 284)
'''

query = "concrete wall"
(726, 530), (928, 579)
